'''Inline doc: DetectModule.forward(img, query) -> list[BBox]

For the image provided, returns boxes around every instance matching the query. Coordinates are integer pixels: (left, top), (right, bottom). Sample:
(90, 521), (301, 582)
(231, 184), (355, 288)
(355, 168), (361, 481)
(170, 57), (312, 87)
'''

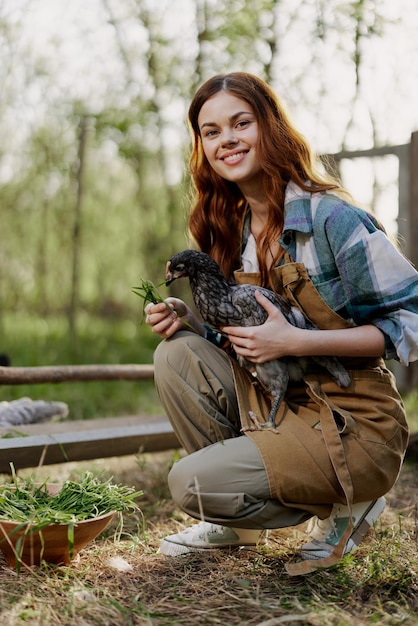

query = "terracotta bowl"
(0, 483), (116, 567)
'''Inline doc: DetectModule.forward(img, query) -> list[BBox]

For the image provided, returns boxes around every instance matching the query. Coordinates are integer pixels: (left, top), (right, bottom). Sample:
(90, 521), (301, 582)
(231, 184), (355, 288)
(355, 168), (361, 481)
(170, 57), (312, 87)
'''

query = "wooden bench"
(0, 415), (179, 473)
(0, 364), (179, 473)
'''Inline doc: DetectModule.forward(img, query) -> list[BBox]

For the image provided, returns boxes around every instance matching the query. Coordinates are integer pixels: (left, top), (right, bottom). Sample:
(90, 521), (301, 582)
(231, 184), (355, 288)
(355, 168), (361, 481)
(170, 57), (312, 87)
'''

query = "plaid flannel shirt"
(270, 181), (418, 366)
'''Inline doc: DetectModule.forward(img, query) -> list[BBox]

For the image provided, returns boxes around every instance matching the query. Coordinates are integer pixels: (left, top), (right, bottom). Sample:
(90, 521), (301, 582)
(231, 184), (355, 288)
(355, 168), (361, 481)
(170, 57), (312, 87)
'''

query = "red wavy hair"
(187, 72), (344, 287)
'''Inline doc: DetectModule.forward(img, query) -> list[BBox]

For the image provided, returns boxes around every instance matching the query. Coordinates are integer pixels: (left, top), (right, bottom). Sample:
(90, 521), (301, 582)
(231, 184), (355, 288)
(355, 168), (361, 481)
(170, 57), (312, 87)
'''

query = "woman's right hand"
(144, 298), (203, 339)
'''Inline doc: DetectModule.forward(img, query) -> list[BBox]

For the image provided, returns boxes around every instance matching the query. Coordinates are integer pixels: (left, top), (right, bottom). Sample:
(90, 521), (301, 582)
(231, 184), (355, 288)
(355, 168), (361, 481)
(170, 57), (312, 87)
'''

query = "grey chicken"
(166, 249), (351, 428)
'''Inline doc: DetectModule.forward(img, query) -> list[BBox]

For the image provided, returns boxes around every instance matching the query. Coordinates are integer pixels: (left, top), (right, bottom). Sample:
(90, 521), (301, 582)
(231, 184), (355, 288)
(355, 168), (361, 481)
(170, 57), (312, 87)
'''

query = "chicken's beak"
(165, 261), (175, 286)
(166, 262), (187, 285)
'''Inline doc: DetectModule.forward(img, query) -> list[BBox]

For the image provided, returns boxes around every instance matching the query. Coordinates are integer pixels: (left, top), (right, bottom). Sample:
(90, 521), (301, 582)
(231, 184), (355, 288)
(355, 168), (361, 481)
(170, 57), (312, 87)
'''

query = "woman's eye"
(236, 120), (250, 129)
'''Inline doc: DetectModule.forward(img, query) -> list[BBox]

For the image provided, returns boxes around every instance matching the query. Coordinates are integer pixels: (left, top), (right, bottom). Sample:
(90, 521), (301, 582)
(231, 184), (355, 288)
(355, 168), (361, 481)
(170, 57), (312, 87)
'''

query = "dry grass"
(0, 451), (417, 626)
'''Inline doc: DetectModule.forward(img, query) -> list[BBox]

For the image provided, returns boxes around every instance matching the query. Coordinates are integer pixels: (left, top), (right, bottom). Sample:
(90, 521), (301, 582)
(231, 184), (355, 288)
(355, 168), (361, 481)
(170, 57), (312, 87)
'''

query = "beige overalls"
(231, 258), (409, 573)
(154, 257), (409, 574)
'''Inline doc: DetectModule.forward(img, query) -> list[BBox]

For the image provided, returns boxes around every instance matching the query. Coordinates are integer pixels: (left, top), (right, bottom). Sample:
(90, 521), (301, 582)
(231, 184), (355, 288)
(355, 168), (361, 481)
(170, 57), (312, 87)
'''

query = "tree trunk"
(68, 116), (88, 355)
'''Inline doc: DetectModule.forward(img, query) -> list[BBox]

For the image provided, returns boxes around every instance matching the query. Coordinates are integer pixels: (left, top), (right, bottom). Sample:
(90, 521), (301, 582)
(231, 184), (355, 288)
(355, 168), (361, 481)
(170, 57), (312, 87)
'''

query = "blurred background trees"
(0, 0), (417, 352)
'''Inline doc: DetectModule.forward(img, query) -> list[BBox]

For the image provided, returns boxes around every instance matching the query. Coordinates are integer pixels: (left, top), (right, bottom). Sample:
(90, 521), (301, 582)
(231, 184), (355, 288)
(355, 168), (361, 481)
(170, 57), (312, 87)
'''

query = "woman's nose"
(221, 132), (239, 147)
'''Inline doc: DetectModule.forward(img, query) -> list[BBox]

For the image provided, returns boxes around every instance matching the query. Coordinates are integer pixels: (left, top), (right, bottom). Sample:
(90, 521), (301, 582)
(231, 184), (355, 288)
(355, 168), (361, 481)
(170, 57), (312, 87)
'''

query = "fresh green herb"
(0, 470), (143, 526)
(132, 279), (167, 317)
(132, 278), (196, 332)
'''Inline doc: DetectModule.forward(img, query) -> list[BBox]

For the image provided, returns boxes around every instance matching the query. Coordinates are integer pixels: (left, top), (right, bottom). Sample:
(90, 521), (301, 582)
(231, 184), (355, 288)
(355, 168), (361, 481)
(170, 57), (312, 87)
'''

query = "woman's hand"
(144, 298), (204, 339)
(222, 290), (386, 362)
(221, 291), (301, 363)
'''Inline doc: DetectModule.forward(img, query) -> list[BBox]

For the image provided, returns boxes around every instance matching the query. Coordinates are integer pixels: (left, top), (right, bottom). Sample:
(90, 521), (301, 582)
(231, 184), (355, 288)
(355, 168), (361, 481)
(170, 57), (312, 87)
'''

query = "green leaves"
(132, 278), (196, 332)
(131, 279), (167, 317)
(0, 471), (143, 525)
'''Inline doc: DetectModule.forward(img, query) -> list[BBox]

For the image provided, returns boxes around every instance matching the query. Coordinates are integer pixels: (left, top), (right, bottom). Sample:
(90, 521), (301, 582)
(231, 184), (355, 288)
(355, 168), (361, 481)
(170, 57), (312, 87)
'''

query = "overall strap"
(285, 376), (354, 576)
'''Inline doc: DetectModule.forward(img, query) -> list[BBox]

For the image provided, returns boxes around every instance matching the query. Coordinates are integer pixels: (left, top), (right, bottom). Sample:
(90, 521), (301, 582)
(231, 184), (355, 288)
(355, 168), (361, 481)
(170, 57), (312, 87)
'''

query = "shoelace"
(183, 522), (219, 537)
(306, 516), (335, 541)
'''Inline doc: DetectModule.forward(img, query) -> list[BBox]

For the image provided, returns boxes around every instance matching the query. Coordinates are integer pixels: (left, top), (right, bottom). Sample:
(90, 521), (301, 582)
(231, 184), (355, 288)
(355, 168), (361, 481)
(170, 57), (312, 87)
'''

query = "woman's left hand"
(221, 290), (301, 363)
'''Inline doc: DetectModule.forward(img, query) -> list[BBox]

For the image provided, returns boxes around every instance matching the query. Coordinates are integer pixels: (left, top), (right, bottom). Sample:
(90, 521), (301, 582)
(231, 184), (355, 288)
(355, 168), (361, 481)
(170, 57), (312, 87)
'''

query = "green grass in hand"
(132, 279), (195, 331)
(131, 280), (168, 317)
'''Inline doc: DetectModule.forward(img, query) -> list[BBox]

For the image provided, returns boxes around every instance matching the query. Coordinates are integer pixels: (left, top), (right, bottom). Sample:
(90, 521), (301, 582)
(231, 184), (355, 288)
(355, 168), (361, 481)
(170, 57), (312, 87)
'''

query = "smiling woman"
(145, 71), (417, 576)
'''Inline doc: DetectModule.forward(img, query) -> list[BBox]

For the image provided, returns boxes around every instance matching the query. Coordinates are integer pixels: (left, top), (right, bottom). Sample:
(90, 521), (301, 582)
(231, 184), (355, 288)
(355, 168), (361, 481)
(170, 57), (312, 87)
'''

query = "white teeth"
(224, 152), (246, 163)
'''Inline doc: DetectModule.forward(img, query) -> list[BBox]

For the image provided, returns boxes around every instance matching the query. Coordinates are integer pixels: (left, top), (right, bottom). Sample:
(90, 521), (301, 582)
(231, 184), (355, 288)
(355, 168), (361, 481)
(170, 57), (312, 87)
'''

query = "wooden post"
(409, 132), (418, 271)
(396, 143), (410, 259)
(394, 132), (418, 392)
(408, 132), (418, 389)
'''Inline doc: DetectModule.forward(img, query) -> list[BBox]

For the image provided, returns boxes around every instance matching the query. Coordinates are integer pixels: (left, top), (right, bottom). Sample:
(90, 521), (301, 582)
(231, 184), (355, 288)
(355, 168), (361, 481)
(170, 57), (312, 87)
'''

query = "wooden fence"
(0, 365), (178, 473)
(0, 363), (416, 473)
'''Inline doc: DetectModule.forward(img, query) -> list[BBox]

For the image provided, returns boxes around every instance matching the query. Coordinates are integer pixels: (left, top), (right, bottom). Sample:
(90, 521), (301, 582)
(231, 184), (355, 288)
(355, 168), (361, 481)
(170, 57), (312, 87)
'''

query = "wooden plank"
(0, 364), (154, 385)
(0, 415), (179, 473)
(325, 143), (407, 161)
(0, 415), (159, 436)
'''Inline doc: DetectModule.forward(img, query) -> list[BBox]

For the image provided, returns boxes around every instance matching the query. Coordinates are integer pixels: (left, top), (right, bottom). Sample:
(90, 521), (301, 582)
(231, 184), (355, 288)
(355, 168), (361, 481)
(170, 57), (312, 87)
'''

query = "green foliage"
(132, 279), (168, 315)
(0, 313), (162, 420)
(132, 279), (196, 331)
(0, 470), (143, 523)
(404, 390), (418, 431)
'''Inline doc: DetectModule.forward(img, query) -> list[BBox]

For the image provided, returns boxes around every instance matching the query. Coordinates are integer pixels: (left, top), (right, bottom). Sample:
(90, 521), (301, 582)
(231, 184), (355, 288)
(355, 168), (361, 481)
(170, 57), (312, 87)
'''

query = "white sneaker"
(159, 521), (266, 557)
(301, 496), (386, 560)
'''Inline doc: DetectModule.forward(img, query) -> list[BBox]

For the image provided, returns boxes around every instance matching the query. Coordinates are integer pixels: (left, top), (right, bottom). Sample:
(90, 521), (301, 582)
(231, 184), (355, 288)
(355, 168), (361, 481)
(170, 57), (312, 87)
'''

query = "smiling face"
(197, 91), (263, 193)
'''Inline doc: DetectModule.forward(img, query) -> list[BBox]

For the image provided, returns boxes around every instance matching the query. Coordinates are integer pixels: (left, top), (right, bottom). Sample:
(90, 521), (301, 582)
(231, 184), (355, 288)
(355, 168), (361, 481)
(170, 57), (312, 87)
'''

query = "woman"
(145, 72), (417, 575)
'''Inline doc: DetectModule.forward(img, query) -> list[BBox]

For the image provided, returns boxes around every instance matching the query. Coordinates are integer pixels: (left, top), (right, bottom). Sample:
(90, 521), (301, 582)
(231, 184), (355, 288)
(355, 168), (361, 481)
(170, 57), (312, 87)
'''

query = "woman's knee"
(167, 448), (224, 512)
(167, 453), (237, 520)
(167, 456), (198, 511)
(167, 437), (270, 513)
(153, 332), (202, 373)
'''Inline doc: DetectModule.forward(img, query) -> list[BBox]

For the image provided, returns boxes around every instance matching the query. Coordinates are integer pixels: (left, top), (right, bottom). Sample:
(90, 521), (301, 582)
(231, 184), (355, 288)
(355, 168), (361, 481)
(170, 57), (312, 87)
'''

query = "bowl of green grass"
(0, 471), (142, 568)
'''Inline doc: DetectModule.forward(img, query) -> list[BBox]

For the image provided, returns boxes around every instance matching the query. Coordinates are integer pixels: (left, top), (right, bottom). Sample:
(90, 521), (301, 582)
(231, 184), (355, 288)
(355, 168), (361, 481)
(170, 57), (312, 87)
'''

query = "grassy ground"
(0, 450), (416, 626)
